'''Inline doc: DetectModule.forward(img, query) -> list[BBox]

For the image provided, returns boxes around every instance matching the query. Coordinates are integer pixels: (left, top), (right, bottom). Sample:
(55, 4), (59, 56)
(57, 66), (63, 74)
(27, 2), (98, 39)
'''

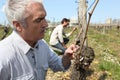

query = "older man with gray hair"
(0, 0), (78, 80)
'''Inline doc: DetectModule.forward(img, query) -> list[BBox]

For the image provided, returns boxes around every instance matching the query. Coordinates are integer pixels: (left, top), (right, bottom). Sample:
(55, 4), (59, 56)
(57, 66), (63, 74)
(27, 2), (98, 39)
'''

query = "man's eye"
(35, 18), (44, 23)
(36, 19), (41, 23)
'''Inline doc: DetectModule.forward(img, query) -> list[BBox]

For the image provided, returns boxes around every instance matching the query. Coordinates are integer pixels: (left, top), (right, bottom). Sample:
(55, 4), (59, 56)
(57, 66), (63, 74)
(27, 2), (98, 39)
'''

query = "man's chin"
(38, 36), (44, 40)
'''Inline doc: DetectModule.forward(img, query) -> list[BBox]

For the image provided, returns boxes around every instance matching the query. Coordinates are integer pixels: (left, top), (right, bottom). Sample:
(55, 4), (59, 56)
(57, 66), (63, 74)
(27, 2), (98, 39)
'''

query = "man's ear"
(13, 21), (22, 32)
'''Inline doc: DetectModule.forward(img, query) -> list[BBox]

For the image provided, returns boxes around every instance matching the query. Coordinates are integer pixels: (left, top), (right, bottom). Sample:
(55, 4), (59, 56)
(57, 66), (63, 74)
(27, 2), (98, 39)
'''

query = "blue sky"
(0, 0), (120, 25)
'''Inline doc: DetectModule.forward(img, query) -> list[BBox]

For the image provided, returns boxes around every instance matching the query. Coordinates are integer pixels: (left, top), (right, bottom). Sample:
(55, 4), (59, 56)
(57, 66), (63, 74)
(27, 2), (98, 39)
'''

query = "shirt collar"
(35, 42), (39, 49)
(12, 31), (32, 54)
(30, 42), (39, 50)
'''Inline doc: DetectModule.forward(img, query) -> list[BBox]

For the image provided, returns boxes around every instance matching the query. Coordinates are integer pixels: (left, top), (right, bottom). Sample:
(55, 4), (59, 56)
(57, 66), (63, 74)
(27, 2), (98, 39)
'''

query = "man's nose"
(43, 19), (48, 27)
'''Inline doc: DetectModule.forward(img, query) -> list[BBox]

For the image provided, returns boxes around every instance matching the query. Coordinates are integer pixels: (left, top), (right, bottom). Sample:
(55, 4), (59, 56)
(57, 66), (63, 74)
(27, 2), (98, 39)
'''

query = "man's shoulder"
(0, 37), (15, 57)
(0, 41), (15, 53)
(38, 39), (52, 53)
(57, 24), (63, 28)
(0, 41), (15, 63)
(53, 25), (63, 31)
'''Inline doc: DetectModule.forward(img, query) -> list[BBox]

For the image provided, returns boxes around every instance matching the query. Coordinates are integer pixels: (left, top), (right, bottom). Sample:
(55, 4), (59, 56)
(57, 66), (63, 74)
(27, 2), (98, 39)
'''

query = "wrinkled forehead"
(26, 2), (46, 17)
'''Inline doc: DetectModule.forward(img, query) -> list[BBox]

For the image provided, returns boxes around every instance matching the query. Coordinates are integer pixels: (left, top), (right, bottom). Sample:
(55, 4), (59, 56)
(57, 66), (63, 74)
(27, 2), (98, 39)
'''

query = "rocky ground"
(46, 65), (73, 80)
(46, 60), (113, 80)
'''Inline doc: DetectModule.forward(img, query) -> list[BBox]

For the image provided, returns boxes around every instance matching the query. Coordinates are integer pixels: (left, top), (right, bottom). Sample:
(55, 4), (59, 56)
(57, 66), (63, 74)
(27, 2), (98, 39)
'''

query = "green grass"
(99, 60), (120, 79)
(87, 28), (120, 80)
(0, 27), (13, 39)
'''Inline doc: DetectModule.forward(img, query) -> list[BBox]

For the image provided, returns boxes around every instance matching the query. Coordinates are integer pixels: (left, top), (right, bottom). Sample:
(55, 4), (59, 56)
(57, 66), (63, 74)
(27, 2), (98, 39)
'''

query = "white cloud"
(1, 5), (5, 12)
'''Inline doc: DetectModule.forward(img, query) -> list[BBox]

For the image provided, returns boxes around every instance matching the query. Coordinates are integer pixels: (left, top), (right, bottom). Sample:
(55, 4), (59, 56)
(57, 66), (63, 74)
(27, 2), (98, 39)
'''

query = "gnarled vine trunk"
(70, 0), (99, 79)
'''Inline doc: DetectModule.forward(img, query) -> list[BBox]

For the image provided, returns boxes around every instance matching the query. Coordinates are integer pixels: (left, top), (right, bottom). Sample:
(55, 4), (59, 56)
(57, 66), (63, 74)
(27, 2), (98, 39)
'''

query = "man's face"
(21, 2), (48, 42)
(64, 21), (69, 27)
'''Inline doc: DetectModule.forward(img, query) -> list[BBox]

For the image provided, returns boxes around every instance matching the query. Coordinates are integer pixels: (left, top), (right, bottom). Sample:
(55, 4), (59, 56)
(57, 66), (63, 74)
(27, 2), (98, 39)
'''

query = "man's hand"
(63, 45), (67, 49)
(64, 44), (79, 59)
(62, 42), (67, 49)
(62, 44), (79, 69)
(73, 27), (77, 31)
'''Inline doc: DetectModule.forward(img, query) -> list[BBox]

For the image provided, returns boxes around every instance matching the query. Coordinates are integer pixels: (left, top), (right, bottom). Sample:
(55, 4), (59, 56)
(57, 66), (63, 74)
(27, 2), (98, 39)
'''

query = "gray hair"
(5, 0), (43, 29)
